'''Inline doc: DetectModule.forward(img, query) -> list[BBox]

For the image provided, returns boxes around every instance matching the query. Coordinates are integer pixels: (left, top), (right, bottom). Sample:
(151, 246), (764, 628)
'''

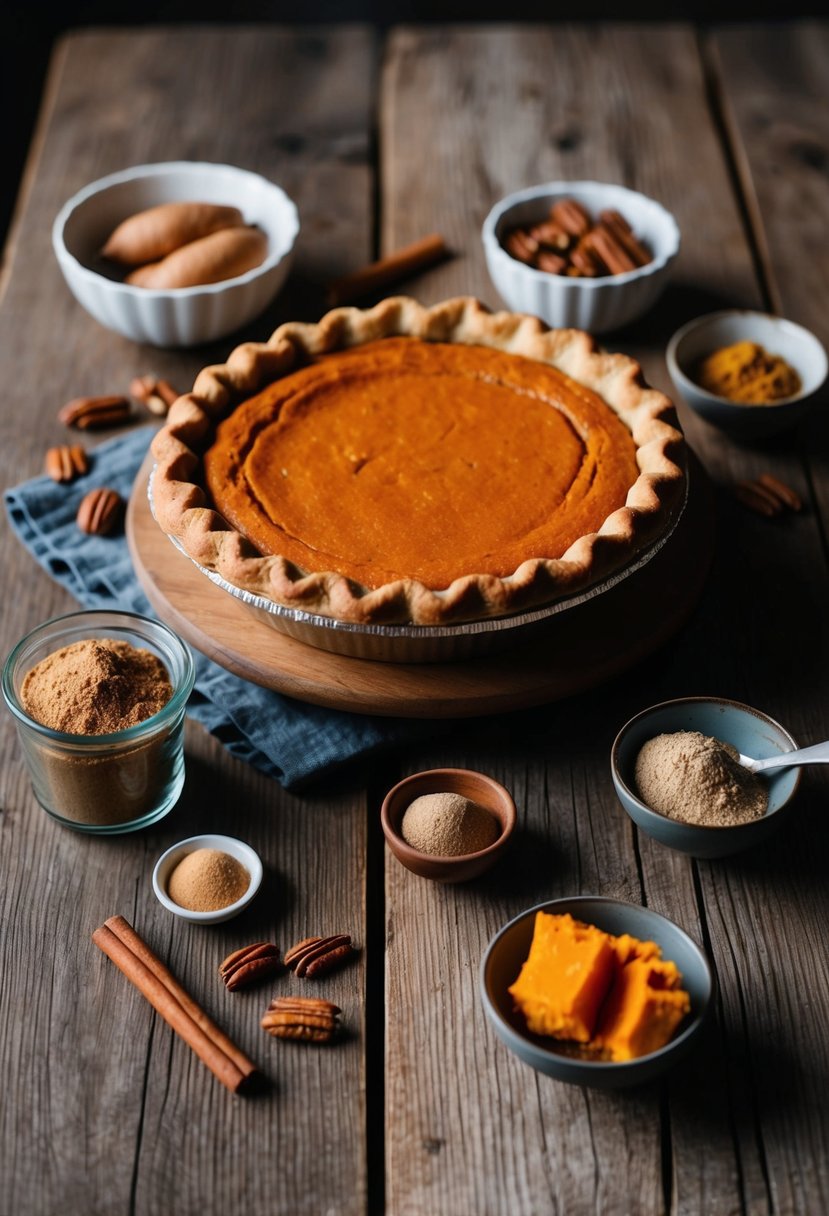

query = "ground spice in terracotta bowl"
(401, 791), (500, 856)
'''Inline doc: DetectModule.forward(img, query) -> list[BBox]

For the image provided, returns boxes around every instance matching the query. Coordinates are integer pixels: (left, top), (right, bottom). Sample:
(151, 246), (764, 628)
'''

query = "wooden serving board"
(127, 457), (714, 717)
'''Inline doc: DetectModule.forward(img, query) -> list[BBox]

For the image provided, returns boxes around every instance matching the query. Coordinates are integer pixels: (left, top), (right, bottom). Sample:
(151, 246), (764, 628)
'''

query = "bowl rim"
(666, 309), (829, 408)
(152, 832), (263, 921)
(611, 694), (802, 831)
(380, 767), (517, 863)
(52, 159), (300, 298)
(480, 894), (713, 1073)
(482, 179), (681, 289)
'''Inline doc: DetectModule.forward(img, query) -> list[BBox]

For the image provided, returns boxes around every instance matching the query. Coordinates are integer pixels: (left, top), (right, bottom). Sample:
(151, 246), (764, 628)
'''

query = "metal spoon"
(738, 739), (829, 775)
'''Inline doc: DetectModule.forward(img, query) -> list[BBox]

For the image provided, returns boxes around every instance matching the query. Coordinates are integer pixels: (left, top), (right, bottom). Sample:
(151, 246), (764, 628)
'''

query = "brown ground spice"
(21, 638), (172, 734)
(167, 849), (250, 912)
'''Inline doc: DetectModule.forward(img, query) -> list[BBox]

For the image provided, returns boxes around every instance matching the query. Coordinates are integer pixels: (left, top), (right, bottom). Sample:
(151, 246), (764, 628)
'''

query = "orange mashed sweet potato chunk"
(508, 912), (691, 1061)
(508, 913), (615, 1042)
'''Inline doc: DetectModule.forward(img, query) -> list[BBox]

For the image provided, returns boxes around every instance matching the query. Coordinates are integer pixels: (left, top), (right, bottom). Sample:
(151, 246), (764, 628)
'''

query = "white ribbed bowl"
(52, 161), (300, 348)
(483, 181), (680, 334)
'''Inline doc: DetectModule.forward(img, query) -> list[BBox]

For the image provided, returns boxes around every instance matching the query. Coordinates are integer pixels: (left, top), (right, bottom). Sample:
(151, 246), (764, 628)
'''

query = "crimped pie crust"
(150, 296), (686, 625)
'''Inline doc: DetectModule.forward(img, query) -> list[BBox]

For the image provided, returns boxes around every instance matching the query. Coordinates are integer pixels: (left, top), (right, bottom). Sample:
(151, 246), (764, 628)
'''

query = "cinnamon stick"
(325, 233), (450, 307)
(92, 915), (262, 1094)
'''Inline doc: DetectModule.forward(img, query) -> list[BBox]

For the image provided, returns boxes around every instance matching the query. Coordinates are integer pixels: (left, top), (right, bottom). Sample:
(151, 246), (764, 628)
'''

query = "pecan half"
(219, 942), (281, 991)
(550, 198), (591, 238)
(130, 375), (180, 416)
(76, 487), (123, 535)
(732, 480), (782, 518)
(45, 444), (89, 483)
(283, 934), (354, 979)
(583, 226), (638, 276)
(757, 473), (802, 512)
(504, 229), (538, 264)
(58, 395), (132, 430)
(261, 996), (341, 1043)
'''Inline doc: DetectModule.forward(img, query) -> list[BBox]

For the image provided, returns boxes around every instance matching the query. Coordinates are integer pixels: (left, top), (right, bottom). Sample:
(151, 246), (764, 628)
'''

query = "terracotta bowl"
(380, 768), (516, 883)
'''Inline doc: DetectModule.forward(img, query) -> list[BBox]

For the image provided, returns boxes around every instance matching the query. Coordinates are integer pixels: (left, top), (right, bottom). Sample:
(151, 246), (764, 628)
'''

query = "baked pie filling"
(204, 337), (640, 590)
(151, 297), (685, 624)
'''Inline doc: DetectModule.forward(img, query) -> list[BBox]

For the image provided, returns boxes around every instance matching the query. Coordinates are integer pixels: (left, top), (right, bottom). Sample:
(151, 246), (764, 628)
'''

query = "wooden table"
(2, 23), (828, 1216)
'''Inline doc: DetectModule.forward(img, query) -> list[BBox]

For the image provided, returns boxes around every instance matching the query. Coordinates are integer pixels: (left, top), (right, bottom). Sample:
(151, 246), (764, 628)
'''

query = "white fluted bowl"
(53, 161), (300, 347)
(483, 181), (680, 334)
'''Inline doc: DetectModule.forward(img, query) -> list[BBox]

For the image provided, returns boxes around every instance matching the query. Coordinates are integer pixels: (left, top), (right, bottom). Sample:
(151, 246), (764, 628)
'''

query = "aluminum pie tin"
(148, 467), (688, 664)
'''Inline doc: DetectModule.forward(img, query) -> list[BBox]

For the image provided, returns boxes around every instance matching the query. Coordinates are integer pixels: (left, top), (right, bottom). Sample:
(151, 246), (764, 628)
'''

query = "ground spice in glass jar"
(401, 792), (499, 856)
(22, 638), (172, 733)
(634, 730), (768, 827)
(18, 637), (175, 828)
(167, 849), (250, 911)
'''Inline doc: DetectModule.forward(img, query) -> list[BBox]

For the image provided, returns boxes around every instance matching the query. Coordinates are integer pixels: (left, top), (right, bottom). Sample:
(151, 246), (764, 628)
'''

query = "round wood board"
(127, 456), (713, 718)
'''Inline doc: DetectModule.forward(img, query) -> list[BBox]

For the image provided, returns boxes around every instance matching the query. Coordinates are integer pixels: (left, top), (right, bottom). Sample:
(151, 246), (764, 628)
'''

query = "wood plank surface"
(0, 26), (376, 1216)
(381, 24), (829, 1216)
(2, 19), (829, 1216)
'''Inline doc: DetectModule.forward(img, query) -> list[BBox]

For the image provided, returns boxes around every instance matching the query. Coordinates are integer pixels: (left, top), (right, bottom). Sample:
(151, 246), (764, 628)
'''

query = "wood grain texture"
(0, 26), (376, 1216)
(381, 23), (829, 1216)
(3, 20), (829, 1216)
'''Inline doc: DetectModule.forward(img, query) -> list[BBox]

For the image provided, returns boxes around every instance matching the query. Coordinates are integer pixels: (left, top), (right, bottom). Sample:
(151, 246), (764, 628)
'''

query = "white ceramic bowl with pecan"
(52, 161), (300, 347)
(483, 181), (680, 334)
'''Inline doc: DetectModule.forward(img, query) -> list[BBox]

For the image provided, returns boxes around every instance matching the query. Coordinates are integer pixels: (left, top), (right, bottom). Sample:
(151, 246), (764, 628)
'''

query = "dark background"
(0, 1), (822, 250)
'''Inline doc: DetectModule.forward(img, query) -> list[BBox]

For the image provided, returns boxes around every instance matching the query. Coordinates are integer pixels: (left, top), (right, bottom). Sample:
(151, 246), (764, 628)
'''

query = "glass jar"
(2, 610), (195, 834)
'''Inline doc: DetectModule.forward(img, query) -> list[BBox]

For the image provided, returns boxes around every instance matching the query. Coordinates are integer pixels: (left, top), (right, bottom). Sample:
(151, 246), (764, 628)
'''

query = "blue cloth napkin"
(4, 427), (441, 789)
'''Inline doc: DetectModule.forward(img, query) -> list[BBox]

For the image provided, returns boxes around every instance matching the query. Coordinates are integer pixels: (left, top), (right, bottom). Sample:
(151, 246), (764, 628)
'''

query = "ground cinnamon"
(19, 638), (178, 828)
(21, 638), (172, 734)
(167, 849), (250, 911)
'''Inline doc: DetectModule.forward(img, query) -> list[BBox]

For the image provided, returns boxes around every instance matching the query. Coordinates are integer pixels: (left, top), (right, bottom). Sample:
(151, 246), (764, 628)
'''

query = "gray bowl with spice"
(611, 697), (801, 859)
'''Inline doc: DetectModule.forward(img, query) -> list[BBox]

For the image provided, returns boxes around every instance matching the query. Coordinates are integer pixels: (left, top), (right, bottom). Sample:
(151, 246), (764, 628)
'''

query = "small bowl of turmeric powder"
(667, 310), (827, 439)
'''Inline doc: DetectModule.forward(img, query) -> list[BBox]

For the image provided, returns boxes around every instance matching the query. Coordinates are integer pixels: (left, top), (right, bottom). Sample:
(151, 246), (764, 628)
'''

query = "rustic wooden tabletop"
(1, 22), (828, 1216)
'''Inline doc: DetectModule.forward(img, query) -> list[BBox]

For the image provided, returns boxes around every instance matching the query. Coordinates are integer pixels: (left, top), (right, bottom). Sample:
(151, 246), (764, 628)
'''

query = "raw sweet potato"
(101, 201), (244, 265)
(125, 226), (268, 290)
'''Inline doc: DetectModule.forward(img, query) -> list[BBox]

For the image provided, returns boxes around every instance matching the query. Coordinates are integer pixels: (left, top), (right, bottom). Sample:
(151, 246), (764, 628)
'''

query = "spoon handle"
(752, 740), (829, 773)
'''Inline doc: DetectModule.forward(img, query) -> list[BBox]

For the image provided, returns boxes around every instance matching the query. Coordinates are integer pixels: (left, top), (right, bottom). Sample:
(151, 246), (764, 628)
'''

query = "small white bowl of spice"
(381, 767), (516, 883)
(153, 834), (263, 923)
(666, 310), (828, 440)
(611, 697), (802, 858)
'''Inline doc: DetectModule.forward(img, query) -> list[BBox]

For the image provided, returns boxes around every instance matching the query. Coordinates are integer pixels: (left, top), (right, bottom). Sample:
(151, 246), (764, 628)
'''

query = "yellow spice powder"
(695, 340), (801, 405)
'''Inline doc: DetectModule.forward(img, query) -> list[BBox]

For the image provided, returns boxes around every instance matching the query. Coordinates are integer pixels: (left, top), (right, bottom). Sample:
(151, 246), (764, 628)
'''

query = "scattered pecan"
(757, 473), (802, 512)
(45, 444), (88, 483)
(732, 473), (803, 518)
(219, 942), (282, 991)
(76, 487), (123, 535)
(130, 375), (180, 416)
(261, 996), (341, 1044)
(58, 395), (132, 430)
(283, 934), (354, 979)
(732, 481), (781, 518)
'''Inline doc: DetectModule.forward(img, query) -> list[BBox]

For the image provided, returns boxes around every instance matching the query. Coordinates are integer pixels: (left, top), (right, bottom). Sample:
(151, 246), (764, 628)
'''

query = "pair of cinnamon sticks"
(93, 915), (261, 1095)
